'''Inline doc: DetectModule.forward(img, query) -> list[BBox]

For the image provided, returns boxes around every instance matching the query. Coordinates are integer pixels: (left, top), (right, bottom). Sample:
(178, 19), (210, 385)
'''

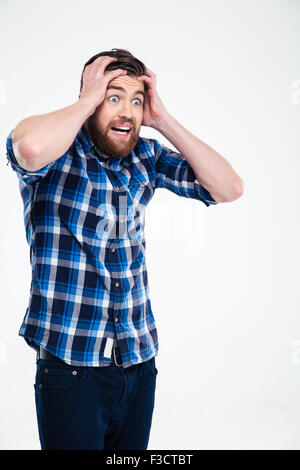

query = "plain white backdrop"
(0, 0), (299, 450)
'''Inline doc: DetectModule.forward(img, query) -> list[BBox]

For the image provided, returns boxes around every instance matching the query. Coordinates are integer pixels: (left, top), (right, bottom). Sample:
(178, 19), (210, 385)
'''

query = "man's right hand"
(79, 56), (127, 115)
(10, 56), (126, 172)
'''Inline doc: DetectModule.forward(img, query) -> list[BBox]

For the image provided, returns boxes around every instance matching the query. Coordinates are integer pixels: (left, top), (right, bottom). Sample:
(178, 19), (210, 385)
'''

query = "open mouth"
(110, 126), (132, 138)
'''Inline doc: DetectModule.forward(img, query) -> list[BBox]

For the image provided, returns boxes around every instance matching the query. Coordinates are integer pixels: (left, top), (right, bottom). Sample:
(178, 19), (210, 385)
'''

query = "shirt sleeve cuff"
(6, 128), (55, 183)
(194, 180), (218, 207)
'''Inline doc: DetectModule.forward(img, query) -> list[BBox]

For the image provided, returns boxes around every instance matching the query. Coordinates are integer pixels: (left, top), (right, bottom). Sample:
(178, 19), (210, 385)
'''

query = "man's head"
(79, 48), (148, 159)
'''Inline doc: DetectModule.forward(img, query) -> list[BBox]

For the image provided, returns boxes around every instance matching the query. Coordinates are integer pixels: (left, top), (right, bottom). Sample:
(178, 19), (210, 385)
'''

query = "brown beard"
(83, 114), (139, 160)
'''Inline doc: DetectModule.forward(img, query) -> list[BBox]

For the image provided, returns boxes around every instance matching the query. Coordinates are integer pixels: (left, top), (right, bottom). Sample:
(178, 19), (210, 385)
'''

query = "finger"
(94, 55), (118, 65)
(137, 75), (152, 83)
(99, 56), (119, 72)
(105, 68), (127, 81)
(83, 56), (118, 82)
(86, 56), (117, 74)
(89, 56), (118, 74)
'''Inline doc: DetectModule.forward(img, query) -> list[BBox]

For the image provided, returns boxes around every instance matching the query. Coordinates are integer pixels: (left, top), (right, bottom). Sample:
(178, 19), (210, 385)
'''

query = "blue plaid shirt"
(6, 125), (218, 367)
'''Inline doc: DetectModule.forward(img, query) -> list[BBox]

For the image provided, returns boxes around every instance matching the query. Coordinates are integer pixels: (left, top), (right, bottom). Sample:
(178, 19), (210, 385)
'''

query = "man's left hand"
(137, 67), (169, 129)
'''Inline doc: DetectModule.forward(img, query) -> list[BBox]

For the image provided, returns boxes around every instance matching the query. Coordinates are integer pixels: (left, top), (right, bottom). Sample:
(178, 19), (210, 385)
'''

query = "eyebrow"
(106, 85), (145, 99)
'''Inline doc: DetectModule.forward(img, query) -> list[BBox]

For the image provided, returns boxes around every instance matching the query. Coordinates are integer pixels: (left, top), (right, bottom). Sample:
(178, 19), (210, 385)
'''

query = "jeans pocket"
(35, 360), (87, 390)
(147, 357), (158, 376)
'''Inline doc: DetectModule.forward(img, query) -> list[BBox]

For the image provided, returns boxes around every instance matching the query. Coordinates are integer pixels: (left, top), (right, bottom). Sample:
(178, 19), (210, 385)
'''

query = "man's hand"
(137, 67), (169, 129)
(79, 56), (128, 115)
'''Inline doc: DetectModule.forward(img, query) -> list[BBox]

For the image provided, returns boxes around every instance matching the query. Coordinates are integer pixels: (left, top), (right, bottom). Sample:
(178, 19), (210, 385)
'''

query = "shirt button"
(72, 370), (77, 375)
(115, 318), (118, 323)
(111, 248), (115, 253)
(115, 282), (119, 287)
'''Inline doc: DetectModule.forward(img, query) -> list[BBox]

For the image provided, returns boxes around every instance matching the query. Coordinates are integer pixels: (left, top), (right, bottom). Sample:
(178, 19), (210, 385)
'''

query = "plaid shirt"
(6, 125), (218, 368)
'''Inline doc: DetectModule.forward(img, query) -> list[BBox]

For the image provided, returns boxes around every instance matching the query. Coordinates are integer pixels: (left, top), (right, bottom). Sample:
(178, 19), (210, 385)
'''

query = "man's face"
(81, 74), (145, 159)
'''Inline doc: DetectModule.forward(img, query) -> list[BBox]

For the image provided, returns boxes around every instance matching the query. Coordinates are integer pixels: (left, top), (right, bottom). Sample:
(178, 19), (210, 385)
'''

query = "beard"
(83, 113), (140, 160)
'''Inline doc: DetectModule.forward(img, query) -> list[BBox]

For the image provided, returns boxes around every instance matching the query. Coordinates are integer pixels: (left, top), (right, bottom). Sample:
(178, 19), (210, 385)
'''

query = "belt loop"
(112, 347), (123, 367)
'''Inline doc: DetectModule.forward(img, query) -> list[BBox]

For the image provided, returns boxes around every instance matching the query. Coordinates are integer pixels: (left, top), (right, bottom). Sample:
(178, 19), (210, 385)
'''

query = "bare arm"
(12, 100), (95, 171)
(154, 113), (244, 202)
(13, 56), (128, 172)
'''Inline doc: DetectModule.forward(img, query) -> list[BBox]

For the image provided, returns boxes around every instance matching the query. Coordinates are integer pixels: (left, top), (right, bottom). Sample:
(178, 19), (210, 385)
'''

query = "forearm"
(154, 113), (244, 202)
(13, 98), (95, 171)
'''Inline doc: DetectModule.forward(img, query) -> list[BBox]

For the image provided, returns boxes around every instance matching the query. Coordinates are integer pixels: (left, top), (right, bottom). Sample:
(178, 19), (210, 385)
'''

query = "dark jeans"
(34, 354), (158, 450)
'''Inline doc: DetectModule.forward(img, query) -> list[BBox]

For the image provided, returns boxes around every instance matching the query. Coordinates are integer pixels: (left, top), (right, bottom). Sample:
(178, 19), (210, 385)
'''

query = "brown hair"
(79, 48), (148, 92)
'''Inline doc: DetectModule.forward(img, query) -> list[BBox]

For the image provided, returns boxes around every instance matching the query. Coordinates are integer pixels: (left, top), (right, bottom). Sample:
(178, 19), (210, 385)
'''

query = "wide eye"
(108, 95), (142, 106)
(108, 96), (118, 103)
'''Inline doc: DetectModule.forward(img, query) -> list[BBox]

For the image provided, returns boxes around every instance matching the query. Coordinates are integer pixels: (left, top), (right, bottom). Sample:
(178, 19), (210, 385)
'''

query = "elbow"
(13, 137), (40, 171)
(219, 178), (244, 203)
(228, 178), (244, 201)
(209, 176), (244, 204)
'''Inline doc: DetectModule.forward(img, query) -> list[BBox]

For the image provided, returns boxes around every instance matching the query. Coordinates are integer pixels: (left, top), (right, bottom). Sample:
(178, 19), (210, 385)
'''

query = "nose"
(119, 99), (133, 117)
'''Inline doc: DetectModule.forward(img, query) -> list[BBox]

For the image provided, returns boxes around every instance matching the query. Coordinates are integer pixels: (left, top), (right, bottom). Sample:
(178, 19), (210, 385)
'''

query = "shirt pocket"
(127, 177), (155, 208)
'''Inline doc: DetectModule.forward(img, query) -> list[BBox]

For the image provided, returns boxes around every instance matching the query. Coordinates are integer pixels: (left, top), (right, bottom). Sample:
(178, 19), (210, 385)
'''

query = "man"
(6, 48), (243, 450)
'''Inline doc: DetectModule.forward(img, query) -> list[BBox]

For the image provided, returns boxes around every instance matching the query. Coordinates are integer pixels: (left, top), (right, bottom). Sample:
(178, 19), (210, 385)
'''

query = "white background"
(0, 0), (299, 450)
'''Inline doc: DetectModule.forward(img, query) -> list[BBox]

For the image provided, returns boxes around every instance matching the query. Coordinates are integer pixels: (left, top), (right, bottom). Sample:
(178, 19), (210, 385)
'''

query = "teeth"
(113, 129), (129, 135)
